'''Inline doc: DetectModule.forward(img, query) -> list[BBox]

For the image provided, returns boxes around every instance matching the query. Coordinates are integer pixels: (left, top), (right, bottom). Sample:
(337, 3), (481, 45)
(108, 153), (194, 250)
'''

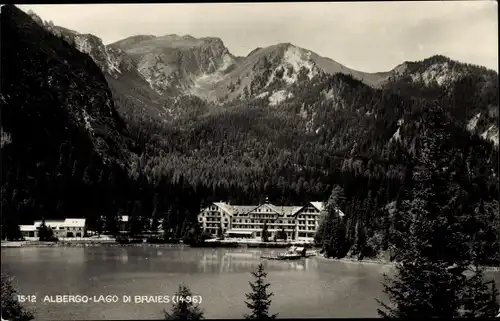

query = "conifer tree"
(378, 103), (498, 318)
(129, 201), (144, 237)
(321, 185), (347, 258)
(38, 219), (54, 241)
(461, 267), (500, 318)
(164, 284), (204, 320)
(150, 193), (160, 233)
(162, 208), (173, 240)
(218, 222), (225, 240)
(1, 272), (34, 321)
(244, 263), (277, 320)
(3, 215), (22, 241)
(261, 221), (269, 242)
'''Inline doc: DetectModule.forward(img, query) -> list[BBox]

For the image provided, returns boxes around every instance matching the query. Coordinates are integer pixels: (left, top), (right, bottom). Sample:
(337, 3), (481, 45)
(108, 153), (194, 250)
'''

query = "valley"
(1, 4), (499, 269)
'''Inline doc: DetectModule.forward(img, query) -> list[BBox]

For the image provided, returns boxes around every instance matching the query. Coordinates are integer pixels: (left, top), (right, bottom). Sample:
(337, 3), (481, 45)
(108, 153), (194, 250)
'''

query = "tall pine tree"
(320, 185), (347, 258)
(244, 263), (277, 320)
(378, 102), (499, 318)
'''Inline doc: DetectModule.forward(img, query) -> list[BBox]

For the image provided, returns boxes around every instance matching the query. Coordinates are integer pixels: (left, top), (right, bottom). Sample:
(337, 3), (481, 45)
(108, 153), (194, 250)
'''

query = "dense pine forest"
(1, 4), (499, 267)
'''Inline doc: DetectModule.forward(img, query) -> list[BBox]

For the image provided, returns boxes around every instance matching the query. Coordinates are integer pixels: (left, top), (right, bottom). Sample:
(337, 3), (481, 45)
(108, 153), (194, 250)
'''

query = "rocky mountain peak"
(21, 11), (138, 80)
(110, 33), (237, 96)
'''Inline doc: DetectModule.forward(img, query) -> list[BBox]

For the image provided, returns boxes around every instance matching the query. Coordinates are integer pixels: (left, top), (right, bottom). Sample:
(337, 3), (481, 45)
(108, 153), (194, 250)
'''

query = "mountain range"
(24, 9), (499, 147)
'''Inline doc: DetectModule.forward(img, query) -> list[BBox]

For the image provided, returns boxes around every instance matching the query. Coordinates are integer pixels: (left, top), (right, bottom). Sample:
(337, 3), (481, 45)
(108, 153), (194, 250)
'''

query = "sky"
(18, 2), (498, 72)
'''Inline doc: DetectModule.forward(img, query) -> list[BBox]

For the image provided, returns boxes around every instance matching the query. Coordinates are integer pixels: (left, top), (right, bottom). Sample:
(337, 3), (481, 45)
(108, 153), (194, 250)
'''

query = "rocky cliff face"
(4, 5), (133, 164)
(26, 10), (170, 123)
(110, 34), (238, 96)
(28, 9), (136, 79)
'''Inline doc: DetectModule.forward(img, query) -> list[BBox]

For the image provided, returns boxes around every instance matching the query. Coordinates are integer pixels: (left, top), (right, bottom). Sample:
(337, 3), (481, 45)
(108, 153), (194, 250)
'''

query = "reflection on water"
(1, 247), (499, 320)
(198, 249), (315, 273)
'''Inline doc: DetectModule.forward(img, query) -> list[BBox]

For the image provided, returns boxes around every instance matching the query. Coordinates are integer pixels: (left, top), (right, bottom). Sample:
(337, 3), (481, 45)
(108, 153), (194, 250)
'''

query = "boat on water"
(261, 246), (318, 260)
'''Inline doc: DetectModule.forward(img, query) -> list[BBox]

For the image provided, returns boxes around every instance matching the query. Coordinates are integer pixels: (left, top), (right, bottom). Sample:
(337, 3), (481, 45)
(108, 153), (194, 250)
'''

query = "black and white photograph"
(1, 1), (499, 320)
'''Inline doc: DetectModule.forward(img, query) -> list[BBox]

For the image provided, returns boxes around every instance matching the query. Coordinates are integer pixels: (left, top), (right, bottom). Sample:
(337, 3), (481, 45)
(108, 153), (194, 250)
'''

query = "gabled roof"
(204, 201), (342, 217)
(252, 203), (279, 214)
(232, 205), (259, 215)
(310, 202), (325, 212)
(267, 204), (303, 217)
(212, 203), (260, 216)
(295, 202), (345, 217)
(213, 202), (237, 216)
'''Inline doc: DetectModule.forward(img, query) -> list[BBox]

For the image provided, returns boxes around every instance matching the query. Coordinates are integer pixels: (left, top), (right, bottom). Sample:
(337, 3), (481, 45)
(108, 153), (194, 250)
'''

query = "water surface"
(1, 247), (498, 320)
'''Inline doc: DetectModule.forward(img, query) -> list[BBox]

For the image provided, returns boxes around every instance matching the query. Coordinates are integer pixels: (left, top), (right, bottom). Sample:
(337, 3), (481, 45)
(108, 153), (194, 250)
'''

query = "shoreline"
(1, 239), (314, 249)
(316, 255), (500, 272)
(0, 240), (188, 248)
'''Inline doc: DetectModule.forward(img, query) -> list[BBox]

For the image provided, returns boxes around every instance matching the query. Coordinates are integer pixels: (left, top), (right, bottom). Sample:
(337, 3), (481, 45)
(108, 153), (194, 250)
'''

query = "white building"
(20, 218), (87, 238)
(198, 201), (345, 242)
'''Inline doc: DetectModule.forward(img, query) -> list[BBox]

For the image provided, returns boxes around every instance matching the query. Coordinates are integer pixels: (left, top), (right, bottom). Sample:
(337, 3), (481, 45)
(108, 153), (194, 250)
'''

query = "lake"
(1, 247), (499, 320)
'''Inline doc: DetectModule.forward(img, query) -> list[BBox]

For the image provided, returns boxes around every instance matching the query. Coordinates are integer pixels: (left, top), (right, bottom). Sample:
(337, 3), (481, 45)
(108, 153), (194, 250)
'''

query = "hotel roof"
(310, 202), (324, 212)
(210, 201), (331, 217)
(266, 204), (303, 217)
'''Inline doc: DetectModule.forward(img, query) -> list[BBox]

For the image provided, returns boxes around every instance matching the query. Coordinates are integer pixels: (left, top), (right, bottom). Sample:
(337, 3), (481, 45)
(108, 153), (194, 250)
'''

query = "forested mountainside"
(383, 55), (499, 142)
(2, 5), (499, 264)
(0, 4), (138, 232)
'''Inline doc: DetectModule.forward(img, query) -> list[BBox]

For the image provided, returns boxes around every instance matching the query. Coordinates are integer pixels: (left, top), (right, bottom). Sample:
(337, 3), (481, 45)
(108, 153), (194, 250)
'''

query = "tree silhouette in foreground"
(164, 284), (204, 320)
(1, 272), (34, 321)
(244, 263), (277, 320)
(377, 104), (499, 318)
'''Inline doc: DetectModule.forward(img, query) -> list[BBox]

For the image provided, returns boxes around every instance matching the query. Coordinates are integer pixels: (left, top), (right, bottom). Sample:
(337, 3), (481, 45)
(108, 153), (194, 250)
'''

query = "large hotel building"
(198, 200), (344, 242)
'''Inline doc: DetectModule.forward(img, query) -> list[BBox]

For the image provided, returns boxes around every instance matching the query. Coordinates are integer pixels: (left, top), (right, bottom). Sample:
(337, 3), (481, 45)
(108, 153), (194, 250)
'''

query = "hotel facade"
(198, 201), (344, 242)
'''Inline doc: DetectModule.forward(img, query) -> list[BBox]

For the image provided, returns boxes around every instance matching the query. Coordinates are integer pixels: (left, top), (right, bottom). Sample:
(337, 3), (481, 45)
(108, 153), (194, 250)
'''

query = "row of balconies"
(226, 225), (317, 231)
(229, 220), (317, 225)
(200, 218), (318, 227)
